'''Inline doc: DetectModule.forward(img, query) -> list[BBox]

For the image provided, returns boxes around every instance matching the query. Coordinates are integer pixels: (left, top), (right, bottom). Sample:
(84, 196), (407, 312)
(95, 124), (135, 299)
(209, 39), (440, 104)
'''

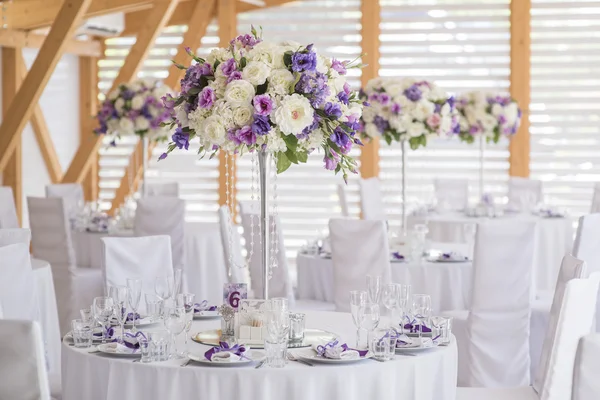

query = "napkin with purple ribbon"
(391, 252), (405, 262)
(313, 340), (368, 360)
(126, 312), (140, 322)
(93, 326), (114, 339)
(204, 342), (249, 362)
(403, 318), (432, 334)
(438, 252), (468, 262)
(121, 331), (147, 350)
(194, 300), (218, 313)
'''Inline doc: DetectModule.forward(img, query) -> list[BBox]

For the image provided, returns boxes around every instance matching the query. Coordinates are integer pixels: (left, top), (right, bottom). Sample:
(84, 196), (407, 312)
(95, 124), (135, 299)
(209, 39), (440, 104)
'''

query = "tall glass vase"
(257, 150), (270, 300)
(401, 139), (407, 237)
(478, 135), (485, 199)
(141, 136), (149, 197)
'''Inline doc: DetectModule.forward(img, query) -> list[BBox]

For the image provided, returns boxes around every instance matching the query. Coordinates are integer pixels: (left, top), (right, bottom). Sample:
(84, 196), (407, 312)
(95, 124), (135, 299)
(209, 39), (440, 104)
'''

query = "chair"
(572, 334), (600, 400)
(45, 183), (84, 218)
(0, 243), (39, 323)
(443, 220), (537, 387)
(143, 182), (180, 198)
(0, 186), (19, 228)
(329, 219), (392, 312)
(434, 178), (469, 210)
(134, 197), (185, 270)
(27, 197), (103, 335)
(590, 183), (600, 213)
(0, 228), (31, 247)
(508, 177), (543, 210)
(337, 184), (350, 217)
(218, 205), (248, 285)
(101, 235), (173, 311)
(0, 320), (51, 400)
(457, 272), (600, 399)
(359, 178), (386, 221)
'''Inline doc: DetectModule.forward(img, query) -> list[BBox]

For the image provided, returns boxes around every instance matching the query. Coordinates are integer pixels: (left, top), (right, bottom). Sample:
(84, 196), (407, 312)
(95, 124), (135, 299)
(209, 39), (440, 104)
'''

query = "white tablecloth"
(71, 222), (228, 305)
(62, 311), (457, 400)
(409, 212), (574, 292)
(297, 244), (472, 313)
(31, 258), (62, 382)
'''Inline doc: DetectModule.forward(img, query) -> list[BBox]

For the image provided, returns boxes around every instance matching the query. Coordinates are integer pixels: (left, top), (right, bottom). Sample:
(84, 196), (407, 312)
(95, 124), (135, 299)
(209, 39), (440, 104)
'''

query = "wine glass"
(349, 290), (367, 347)
(397, 284), (411, 332)
(126, 278), (142, 332)
(109, 286), (129, 342)
(366, 275), (381, 305)
(363, 303), (380, 348)
(92, 296), (114, 344)
(176, 293), (196, 354)
(155, 275), (174, 301)
(381, 283), (400, 329)
(173, 269), (184, 297)
(412, 294), (432, 342)
(163, 303), (187, 358)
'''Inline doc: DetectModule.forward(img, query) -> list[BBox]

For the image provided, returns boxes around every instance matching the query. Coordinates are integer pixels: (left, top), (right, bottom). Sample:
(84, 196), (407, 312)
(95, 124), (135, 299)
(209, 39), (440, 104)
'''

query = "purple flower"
(252, 114), (271, 136)
(172, 128), (190, 150)
(469, 125), (480, 135)
(345, 114), (361, 132)
(253, 94), (273, 116)
(324, 102), (342, 120)
(337, 91), (349, 105)
(121, 89), (135, 100)
(404, 84), (422, 102)
(373, 116), (390, 133)
(199, 63), (213, 76)
(330, 59), (347, 75)
(324, 149), (340, 170)
(162, 93), (176, 111)
(235, 126), (256, 145)
(391, 103), (401, 114)
(227, 71), (242, 83)
(227, 129), (242, 146)
(330, 126), (350, 148)
(159, 152), (168, 160)
(295, 72), (330, 107)
(198, 87), (216, 109)
(220, 58), (237, 76)
(434, 103), (442, 113)
(291, 50), (317, 73)
(368, 93), (379, 103)
(343, 82), (351, 95)
(498, 115), (507, 125)
(230, 34), (260, 49)
(300, 114), (321, 138)
(379, 93), (390, 105)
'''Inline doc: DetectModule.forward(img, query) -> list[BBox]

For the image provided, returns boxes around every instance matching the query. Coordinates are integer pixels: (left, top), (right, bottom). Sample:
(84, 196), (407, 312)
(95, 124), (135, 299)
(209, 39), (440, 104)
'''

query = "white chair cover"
(359, 178), (386, 221)
(572, 334), (600, 400)
(143, 182), (180, 198)
(102, 236), (173, 309)
(337, 184), (350, 217)
(27, 197), (103, 335)
(508, 177), (543, 209)
(45, 183), (83, 218)
(0, 228), (31, 247)
(218, 206), (247, 285)
(0, 320), (51, 400)
(328, 219), (391, 312)
(534, 273), (600, 400)
(0, 243), (39, 323)
(0, 186), (19, 228)
(134, 197), (185, 270)
(451, 220), (537, 387)
(590, 183), (600, 213)
(434, 178), (469, 210)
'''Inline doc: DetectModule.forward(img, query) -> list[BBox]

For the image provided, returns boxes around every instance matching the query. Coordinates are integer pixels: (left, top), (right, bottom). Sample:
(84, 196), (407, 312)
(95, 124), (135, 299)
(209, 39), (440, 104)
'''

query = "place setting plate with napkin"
(187, 341), (262, 367)
(425, 250), (469, 263)
(395, 334), (439, 353)
(193, 301), (221, 320)
(64, 326), (116, 345)
(109, 312), (155, 328)
(96, 332), (147, 358)
(295, 340), (372, 364)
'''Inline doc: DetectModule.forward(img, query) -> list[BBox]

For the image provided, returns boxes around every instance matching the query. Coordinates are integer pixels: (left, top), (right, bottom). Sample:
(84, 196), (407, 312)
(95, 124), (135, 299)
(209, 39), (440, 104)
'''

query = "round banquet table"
(297, 243), (472, 313)
(62, 311), (457, 400)
(408, 212), (574, 293)
(70, 222), (228, 305)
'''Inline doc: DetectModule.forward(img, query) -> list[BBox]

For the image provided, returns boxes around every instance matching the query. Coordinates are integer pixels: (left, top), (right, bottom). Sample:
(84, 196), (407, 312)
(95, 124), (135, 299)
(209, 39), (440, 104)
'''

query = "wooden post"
(2, 47), (22, 225)
(79, 55), (100, 201)
(359, 0), (381, 178)
(509, 0), (531, 177)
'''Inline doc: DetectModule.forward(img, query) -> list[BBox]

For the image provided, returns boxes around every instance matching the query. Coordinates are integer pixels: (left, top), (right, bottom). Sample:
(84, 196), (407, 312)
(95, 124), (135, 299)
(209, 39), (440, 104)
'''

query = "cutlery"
(254, 359), (266, 369)
(180, 359), (191, 367)
(132, 359), (140, 363)
(287, 353), (313, 367)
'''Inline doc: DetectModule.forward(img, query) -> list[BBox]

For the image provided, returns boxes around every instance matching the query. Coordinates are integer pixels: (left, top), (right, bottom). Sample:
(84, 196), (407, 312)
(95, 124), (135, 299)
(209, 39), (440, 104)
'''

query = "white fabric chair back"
(0, 186), (19, 228)
(572, 214), (600, 331)
(143, 182), (180, 198)
(359, 178), (385, 221)
(102, 236), (173, 304)
(337, 184), (350, 217)
(329, 219), (391, 312)
(218, 206), (247, 284)
(45, 183), (83, 217)
(508, 177), (543, 209)
(465, 220), (537, 387)
(434, 178), (469, 210)
(0, 228), (31, 247)
(0, 244), (39, 322)
(27, 197), (76, 267)
(0, 320), (51, 400)
(239, 201), (260, 217)
(590, 183), (600, 213)
(572, 334), (600, 400)
(134, 197), (185, 270)
(534, 273), (600, 400)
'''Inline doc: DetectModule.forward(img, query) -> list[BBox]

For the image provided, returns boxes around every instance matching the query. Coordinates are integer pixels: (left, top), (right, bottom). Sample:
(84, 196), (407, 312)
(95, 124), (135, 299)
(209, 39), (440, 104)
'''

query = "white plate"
(396, 341), (439, 353)
(97, 343), (141, 357)
(295, 348), (372, 364)
(110, 316), (155, 328)
(187, 351), (263, 367)
(425, 257), (468, 263)
(193, 311), (220, 320)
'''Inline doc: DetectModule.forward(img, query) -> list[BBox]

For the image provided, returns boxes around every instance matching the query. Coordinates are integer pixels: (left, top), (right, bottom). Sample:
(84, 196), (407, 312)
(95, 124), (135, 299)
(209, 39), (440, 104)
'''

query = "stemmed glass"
(349, 290), (367, 348)
(363, 303), (380, 348)
(155, 275), (174, 302)
(381, 284), (400, 330)
(462, 223), (477, 259)
(173, 269), (184, 297)
(397, 284), (411, 333)
(176, 293), (196, 354)
(92, 296), (114, 344)
(412, 294), (432, 342)
(109, 286), (129, 342)
(163, 302), (187, 358)
(126, 278), (142, 332)
(366, 275), (381, 305)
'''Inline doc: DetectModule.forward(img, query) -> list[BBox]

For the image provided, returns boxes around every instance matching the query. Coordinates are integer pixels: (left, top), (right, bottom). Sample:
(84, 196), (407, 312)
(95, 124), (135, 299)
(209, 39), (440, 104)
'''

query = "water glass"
(148, 331), (170, 362)
(362, 303), (380, 349)
(412, 294), (432, 341)
(349, 290), (367, 347)
(431, 316), (452, 345)
(79, 307), (93, 325)
(163, 304), (187, 358)
(126, 278), (142, 331)
(264, 338), (287, 368)
(92, 296), (114, 344)
(370, 328), (397, 361)
(288, 313), (306, 344)
(71, 319), (92, 348)
(266, 299), (290, 342)
(381, 284), (399, 328)
(138, 337), (152, 363)
(145, 293), (162, 322)
(366, 275), (381, 305)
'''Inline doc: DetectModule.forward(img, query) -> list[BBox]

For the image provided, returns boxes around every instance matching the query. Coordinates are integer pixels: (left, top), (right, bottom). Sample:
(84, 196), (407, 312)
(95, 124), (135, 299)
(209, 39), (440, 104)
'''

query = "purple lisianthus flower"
(227, 71), (242, 83)
(235, 125), (256, 145)
(498, 114), (507, 125)
(373, 115), (390, 134)
(227, 129), (242, 146)
(330, 59), (347, 75)
(434, 103), (442, 113)
(345, 114), (361, 132)
(343, 82), (351, 95)
(379, 93), (390, 105)
(469, 125), (480, 135)
(220, 58), (237, 76)
(324, 102), (343, 120)
(300, 114), (321, 138)
(324, 149), (340, 171)
(159, 152), (168, 160)
(253, 94), (273, 116)
(368, 93), (380, 103)
(161, 93), (176, 111)
(391, 103), (401, 114)
(291, 50), (317, 72)
(121, 89), (135, 100)
(198, 87), (216, 109)
(199, 62), (213, 76)
(337, 91), (349, 105)
(330, 126), (350, 148)
(230, 34), (260, 49)
(252, 114), (271, 136)
(404, 84), (422, 102)
(172, 128), (190, 150)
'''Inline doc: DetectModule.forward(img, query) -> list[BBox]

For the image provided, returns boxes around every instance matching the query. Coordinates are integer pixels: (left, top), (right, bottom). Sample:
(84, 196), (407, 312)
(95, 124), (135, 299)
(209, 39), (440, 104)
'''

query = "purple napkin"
(204, 341), (248, 361)
(93, 326), (114, 338)
(194, 300), (217, 313)
(403, 318), (432, 333)
(121, 331), (147, 350)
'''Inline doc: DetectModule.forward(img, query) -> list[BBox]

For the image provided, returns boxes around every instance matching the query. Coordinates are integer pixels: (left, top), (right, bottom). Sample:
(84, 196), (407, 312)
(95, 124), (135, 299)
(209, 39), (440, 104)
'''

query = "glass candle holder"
(288, 313), (306, 344)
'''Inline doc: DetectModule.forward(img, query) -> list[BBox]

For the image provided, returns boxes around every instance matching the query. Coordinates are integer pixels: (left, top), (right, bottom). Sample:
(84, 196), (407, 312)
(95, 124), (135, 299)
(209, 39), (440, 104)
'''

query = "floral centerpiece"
(455, 91), (521, 144)
(159, 27), (364, 181)
(359, 77), (458, 149)
(95, 79), (173, 145)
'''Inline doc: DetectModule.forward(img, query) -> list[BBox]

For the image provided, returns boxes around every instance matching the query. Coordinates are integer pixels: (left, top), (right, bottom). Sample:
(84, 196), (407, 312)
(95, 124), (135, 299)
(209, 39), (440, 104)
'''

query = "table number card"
(223, 283), (247, 311)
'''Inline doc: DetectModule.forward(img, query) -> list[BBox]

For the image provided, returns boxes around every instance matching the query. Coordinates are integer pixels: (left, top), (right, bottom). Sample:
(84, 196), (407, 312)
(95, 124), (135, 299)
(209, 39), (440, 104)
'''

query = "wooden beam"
(80, 56), (100, 201)
(359, 0), (380, 179)
(509, 0), (531, 177)
(17, 55), (63, 184)
(2, 48), (22, 225)
(238, 0), (297, 12)
(0, 0), (92, 172)
(62, 0), (180, 186)
(0, 29), (102, 57)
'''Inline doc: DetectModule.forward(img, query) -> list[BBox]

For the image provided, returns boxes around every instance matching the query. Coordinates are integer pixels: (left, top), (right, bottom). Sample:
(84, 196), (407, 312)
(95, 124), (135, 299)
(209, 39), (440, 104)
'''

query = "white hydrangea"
(131, 95), (145, 110)
(199, 115), (227, 146)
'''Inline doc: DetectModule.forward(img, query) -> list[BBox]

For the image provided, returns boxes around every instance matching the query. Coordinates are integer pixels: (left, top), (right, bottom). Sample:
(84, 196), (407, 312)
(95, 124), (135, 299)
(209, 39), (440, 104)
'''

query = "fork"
(287, 353), (313, 366)
(254, 359), (266, 369)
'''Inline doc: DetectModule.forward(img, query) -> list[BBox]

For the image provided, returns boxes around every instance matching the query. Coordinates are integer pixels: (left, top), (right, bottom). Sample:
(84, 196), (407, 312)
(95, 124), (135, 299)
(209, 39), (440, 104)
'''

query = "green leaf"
(282, 134), (298, 152)
(171, 60), (187, 70)
(256, 82), (268, 95)
(276, 152), (292, 173)
(174, 96), (185, 107)
(409, 137), (420, 150)
(214, 60), (221, 71)
(384, 134), (392, 146)
(188, 87), (201, 96)
(285, 149), (299, 164)
(240, 57), (247, 69)
(283, 51), (293, 68)
(296, 151), (308, 163)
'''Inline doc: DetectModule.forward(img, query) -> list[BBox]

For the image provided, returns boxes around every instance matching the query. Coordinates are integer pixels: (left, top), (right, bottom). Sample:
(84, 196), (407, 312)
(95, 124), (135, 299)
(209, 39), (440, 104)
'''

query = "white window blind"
(530, 0), (600, 215)
(379, 0), (511, 225)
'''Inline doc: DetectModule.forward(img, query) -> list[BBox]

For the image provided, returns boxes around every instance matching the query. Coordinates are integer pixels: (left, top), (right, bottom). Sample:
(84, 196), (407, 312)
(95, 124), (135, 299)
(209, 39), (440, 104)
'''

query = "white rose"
(175, 105), (189, 128)
(407, 121), (426, 138)
(129, 82), (142, 92)
(224, 80), (256, 106)
(206, 48), (232, 65)
(413, 100), (435, 121)
(440, 103), (450, 116)
(118, 117), (134, 134)
(134, 116), (150, 131)
(362, 106), (376, 123)
(115, 98), (125, 113)
(108, 90), (119, 101)
(200, 115), (227, 146)
(389, 116), (405, 132)
(439, 116), (452, 135)
(365, 123), (380, 138)
(268, 69), (294, 96)
(491, 103), (503, 117)
(385, 84), (404, 98)
(272, 93), (314, 135)
(332, 76), (347, 94)
(232, 105), (254, 127)
(242, 61), (271, 86)
(481, 114), (497, 132)
(248, 42), (285, 69)
(131, 95), (145, 110)
(505, 103), (518, 123)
